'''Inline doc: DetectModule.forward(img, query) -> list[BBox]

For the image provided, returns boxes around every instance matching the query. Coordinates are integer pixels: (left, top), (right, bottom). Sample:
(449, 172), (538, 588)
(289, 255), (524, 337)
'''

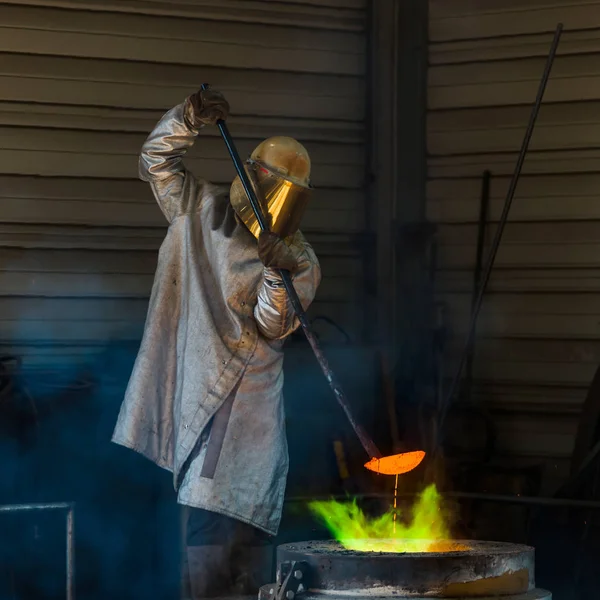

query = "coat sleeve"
(254, 237), (321, 341)
(139, 100), (211, 223)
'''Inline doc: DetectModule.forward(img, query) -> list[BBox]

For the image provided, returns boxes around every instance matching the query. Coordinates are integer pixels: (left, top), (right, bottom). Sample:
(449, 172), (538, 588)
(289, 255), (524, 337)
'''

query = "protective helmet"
(230, 136), (312, 239)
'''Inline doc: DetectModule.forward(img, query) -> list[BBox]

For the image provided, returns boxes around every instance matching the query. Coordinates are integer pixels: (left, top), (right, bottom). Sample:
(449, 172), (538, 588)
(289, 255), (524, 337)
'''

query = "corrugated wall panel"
(429, 0), (600, 491)
(0, 0), (367, 369)
(0, 0), (366, 30)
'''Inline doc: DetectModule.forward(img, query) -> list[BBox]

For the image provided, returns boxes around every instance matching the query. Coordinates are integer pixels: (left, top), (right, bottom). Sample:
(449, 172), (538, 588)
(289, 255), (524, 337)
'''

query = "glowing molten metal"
(309, 484), (468, 554)
(364, 450), (425, 475)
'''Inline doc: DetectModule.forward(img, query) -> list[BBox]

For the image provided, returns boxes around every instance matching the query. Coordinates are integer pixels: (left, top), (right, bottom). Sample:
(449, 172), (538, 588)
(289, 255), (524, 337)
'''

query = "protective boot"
(231, 544), (273, 596)
(186, 545), (232, 599)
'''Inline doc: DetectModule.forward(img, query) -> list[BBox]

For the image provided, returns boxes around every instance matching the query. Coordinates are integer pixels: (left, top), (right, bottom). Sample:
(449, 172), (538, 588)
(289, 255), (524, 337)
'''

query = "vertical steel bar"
(462, 170), (491, 403)
(66, 506), (75, 600)
(436, 24), (563, 442)
(472, 171), (492, 311)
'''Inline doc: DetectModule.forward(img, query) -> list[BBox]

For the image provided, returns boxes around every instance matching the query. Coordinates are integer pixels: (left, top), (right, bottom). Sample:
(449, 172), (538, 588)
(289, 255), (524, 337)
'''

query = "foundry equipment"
(203, 83), (425, 477)
(260, 540), (551, 600)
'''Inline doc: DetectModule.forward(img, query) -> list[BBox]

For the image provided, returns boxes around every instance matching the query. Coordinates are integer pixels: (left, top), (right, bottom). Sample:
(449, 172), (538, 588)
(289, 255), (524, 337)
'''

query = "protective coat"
(112, 101), (321, 535)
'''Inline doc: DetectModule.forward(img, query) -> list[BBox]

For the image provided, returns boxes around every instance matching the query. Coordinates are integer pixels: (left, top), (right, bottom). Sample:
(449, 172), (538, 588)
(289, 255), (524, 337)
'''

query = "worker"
(111, 87), (321, 597)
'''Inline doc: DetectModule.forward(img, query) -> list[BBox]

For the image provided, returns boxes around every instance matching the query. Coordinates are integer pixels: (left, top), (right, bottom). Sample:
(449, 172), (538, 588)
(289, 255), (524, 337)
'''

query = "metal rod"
(462, 169), (491, 402)
(472, 171), (492, 311)
(448, 491), (600, 510)
(287, 490), (600, 510)
(67, 506), (75, 600)
(435, 23), (563, 442)
(202, 83), (382, 460)
(0, 502), (73, 513)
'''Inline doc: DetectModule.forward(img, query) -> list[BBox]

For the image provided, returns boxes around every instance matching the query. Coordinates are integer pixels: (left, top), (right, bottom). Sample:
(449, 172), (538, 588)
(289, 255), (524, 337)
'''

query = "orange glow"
(364, 450), (426, 475)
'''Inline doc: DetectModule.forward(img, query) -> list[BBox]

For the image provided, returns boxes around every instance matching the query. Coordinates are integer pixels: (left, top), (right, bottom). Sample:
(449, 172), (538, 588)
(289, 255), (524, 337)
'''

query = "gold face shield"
(230, 159), (313, 239)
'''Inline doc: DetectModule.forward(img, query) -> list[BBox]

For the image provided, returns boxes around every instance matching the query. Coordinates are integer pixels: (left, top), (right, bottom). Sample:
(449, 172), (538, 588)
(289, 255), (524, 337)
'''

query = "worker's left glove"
(185, 88), (230, 129)
(258, 232), (298, 273)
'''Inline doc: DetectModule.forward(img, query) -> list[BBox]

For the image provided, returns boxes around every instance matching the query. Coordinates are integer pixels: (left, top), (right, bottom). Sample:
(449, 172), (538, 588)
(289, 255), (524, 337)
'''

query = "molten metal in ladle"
(364, 450), (426, 475)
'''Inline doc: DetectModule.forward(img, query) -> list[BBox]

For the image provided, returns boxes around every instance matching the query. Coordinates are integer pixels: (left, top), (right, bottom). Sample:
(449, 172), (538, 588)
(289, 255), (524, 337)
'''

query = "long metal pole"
(435, 24), (563, 444)
(287, 490), (600, 510)
(202, 84), (382, 460)
(462, 170), (491, 404)
(0, 502), (73, 513)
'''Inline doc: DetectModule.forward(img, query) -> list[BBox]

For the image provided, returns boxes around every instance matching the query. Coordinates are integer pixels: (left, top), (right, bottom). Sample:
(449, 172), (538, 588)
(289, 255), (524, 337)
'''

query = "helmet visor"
(230, 159), (313, 239)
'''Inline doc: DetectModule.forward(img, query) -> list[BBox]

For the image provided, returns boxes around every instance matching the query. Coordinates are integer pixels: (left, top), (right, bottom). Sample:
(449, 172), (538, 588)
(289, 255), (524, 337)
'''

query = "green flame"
(308, 484), (451, 553)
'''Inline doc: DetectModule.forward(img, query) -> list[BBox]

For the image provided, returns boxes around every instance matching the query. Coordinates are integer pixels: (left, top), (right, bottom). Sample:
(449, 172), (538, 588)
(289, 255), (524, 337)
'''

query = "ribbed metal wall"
(0, 0), (368, 370)
(428, 0), (600, 491)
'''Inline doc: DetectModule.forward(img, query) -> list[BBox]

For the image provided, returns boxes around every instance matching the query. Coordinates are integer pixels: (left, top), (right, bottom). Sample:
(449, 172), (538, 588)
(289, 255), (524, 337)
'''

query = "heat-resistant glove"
(185, 88), (230, 129)
(258, 232), (299, 273)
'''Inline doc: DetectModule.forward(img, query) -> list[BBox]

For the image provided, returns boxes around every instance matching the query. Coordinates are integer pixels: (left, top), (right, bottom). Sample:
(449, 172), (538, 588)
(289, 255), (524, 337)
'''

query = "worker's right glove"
(185, 88), (230, 129)
(258, 232), (299, 274)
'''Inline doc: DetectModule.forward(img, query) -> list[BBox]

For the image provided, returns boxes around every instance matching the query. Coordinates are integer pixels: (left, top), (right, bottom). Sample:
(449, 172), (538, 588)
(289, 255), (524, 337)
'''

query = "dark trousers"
(186, 507), (271, 547)
(185, 508), (273, 598)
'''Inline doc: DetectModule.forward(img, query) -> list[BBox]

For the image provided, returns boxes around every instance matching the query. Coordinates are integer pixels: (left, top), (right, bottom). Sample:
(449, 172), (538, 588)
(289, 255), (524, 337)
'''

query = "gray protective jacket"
(112, 101), (321, 535)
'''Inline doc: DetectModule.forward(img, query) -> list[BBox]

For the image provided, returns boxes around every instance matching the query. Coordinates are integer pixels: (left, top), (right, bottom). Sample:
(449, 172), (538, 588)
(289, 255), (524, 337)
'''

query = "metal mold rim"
(277, 539), (535, 558)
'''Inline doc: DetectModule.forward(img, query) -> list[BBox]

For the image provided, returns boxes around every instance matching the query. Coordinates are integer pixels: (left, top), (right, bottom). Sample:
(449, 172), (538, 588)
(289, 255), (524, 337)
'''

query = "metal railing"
(0, 502), (75, 600)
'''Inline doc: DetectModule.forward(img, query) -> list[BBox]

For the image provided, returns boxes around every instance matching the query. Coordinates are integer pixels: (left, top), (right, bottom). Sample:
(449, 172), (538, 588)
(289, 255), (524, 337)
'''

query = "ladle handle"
(201, 83), (383, 460)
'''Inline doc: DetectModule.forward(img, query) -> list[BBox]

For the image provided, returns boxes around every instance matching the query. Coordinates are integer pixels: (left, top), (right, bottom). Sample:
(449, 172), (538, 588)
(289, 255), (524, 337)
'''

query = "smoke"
(0, 333), (387, 599)
(0, 340), (180, 600)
